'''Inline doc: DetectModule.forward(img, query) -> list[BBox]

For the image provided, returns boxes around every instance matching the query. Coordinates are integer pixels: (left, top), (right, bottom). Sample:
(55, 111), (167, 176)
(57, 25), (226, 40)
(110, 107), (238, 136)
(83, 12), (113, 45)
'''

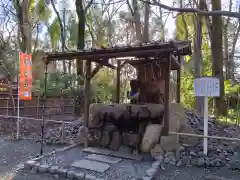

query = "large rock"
(160, 135), (180, 152)
(169, 103), (197, 145)
(109, 131), (121, 150)
(88, 103), (164, 129)
(169, 103), (187, 132)
(141, 124), (163, 152)
(178, 123), (198, 145)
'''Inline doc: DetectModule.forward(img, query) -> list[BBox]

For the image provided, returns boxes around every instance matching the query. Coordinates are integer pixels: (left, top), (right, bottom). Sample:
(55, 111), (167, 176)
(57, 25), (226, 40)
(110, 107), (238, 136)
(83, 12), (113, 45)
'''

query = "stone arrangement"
(152, 111), (240, 170)
(24, 160), (103, 180)
(23, 145), (164, 180)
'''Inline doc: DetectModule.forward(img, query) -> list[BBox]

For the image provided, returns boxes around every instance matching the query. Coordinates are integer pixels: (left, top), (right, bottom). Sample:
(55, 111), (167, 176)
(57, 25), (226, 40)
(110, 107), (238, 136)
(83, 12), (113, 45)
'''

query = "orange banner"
(19, 52), (32, 100)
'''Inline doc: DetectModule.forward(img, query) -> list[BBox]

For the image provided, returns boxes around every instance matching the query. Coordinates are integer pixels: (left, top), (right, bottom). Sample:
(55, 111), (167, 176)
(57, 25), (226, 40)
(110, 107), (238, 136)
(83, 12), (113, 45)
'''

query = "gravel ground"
(155, 164), (240, 180)
(0, 135), (65, 180)
(0, 136), (239, 180)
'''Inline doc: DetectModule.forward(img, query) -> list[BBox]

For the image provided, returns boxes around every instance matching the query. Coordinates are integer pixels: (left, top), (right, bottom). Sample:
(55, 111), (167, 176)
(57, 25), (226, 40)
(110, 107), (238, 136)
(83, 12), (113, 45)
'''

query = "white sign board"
(193, 76), (220, 156)
(194, 77), (220, 97)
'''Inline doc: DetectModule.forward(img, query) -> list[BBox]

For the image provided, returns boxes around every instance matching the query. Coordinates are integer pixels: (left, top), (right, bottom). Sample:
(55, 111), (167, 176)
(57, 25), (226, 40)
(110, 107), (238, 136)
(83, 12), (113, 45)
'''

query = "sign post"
(194, 77), (220, 155)
(17, 52), (32, 139)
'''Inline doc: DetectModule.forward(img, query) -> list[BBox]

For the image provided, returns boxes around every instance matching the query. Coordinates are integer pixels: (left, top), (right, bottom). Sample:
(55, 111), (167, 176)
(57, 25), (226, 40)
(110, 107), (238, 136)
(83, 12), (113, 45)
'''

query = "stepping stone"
(82, 147), (113, 156)
(72, 159), (110, 173)
(110, 151), (143, 161)
(85, 154), (122, 164)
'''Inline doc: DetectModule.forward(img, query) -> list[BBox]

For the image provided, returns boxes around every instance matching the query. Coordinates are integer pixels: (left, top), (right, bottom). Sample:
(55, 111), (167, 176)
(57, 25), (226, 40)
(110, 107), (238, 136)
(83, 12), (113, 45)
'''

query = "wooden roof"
(44, 40), (192, 70)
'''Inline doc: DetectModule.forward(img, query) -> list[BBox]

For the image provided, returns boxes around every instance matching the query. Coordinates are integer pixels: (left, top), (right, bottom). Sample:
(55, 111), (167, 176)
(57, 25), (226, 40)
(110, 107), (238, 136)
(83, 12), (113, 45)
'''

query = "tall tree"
(193, 0), (204, 115)
(75, 0), (94, 81)
(50, 0), (67, 73)
(13, 0), (33, 53)
(13, 0), (51, 53)
(211, 0), (225, 115)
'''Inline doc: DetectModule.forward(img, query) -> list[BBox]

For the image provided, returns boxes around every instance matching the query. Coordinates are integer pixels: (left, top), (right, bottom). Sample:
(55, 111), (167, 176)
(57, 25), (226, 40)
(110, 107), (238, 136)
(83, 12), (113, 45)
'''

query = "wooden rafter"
(45, 40), (191, 62)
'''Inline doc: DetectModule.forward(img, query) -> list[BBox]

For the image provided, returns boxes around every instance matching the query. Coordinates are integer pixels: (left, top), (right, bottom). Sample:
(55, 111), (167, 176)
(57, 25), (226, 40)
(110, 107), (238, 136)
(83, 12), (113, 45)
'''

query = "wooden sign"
(19, 52), (32, 100)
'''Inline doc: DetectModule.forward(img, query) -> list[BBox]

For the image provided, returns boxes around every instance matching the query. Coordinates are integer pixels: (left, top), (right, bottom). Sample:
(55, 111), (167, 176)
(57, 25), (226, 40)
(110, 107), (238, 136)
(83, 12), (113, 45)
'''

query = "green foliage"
(224, 79), (240, 95)
(32, 69), (116, 103)
(33, 72), (84, 96)
(180, 72), (195, 109)
(36, 0), (52, 22)
(92, 69), (116, 103)
(48, 18), (61, 50)
(0, 37), (18, 80)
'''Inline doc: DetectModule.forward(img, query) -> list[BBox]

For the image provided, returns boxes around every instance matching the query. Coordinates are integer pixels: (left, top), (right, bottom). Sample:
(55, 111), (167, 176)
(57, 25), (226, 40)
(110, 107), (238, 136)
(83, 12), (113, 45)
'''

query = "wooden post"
(176, 69), (181, 103)
(116, 61), (121, 103)
(84, 60), (91, 148)
(176, 56), (182, 103)
(162, 55), (171, 135)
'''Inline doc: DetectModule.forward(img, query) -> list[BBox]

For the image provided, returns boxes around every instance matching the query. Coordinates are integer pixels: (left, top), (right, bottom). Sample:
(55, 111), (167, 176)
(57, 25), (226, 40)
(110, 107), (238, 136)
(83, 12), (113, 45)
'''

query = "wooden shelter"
(42, 40), (192, 147)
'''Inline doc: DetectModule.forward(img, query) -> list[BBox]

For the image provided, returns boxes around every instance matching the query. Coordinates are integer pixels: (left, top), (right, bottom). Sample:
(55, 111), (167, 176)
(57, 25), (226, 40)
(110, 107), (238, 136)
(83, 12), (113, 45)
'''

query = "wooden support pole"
(162, 55), (171, 135)
(84, 60), (91, 148)
(116, 61), (121, 103)
(176, 69), (181, 103)
(176, 56), (182, 103)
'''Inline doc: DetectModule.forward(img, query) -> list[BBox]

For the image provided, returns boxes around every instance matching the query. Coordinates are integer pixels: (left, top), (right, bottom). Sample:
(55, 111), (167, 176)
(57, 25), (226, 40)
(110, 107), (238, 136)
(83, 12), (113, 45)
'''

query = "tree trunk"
(131, 0), (142, 41)
(223, 0), (232, 80)
(223, 25), (229, 80)
(211, 0), (226, 116)
(194, 0), (204, 116)
(76, 0), (85, 82)
(135, 63), (165, 104)
(128, 0), (165, 105)
(143, 0), (150, 41)
(16, 0), (32, 53)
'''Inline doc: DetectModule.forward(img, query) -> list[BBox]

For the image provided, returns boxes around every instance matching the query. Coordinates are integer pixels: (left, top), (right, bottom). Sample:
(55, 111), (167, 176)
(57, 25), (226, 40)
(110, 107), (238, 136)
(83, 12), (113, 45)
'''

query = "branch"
(225, 0), (233, 26)
(229, 22), (240, 59)
(50, 0), (65, 51)
(140, 0), (240, 18)
(33, 24), (39, 53)
(85, 0), (94, 13)
(85, 21), (98, 47)
(126, 0), (134, 16)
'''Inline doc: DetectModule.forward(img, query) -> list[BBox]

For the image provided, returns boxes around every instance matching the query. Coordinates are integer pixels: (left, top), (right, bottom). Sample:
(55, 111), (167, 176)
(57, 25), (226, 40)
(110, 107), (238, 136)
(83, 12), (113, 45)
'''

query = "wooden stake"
(116, 61), (121, 103)
(162, 55), (171, 135)
(84, 60), (91, 148)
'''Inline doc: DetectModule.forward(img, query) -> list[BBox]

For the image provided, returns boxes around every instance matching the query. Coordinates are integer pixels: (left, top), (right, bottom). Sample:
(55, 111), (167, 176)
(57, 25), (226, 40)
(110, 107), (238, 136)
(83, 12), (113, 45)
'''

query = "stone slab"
(85, 154), (122, 164)
(72, 159), (110, 173)
(82, 147), (113, 155)
(110, 151), (143, 161)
